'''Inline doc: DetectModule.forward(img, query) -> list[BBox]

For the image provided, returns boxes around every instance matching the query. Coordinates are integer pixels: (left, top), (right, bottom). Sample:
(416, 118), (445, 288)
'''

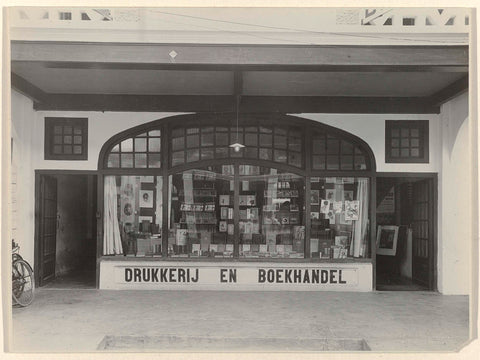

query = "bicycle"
(12, 241), (35, 307)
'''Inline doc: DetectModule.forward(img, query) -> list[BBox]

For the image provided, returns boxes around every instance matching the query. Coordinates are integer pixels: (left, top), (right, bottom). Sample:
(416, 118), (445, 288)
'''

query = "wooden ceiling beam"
(12, 42), (468, 68)
(12, 61), (468, 73)
(11, 73), (48, 104)
(428, 75), (469, 106)
(33, 94), (440, 114)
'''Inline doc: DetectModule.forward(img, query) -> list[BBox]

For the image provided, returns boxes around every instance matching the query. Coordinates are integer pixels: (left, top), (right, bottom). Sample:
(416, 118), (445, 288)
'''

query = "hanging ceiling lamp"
(229, 94), (245, 152)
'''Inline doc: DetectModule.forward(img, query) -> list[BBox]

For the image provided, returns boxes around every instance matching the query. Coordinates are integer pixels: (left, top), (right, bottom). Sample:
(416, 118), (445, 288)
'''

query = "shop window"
(103, 176), (163, 256)
(312, 130), (368, 171)
(169, 166), (232, 257)
(385, 120), (429, 163)
(44, 117), (88, 160)
(239, 167), (305, 259)
(309, 177), (370, 259)
(168, 166), (305, 259)
(105, 129), (161, 168)
(170, 125), (303, 168)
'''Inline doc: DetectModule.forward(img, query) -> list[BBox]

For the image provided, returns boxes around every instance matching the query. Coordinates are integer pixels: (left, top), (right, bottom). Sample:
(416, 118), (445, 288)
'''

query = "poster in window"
(377, 186), (395, 213)
(326, 189), (336, 201)
(219, 195), (230, 206)
(333, 201), (343, 214)
(219, 221), (227, 232)
(176, 229), (188, 246)
(320, 200), (330, 214)
(345, 200), (360, 221)
(344, 190), (354, 202)
(140, 190), (154, 208)
(327, 210), (336, 225)
(310, 190), (320, 205)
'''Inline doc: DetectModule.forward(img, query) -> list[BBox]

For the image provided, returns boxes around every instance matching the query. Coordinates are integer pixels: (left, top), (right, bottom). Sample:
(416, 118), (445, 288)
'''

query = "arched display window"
(99, 114), (375, 261)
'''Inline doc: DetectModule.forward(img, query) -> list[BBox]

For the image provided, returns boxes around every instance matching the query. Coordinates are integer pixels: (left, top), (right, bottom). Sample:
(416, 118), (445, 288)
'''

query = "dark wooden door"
(411, 179), (434, 289)
(39, 175), (57, 286)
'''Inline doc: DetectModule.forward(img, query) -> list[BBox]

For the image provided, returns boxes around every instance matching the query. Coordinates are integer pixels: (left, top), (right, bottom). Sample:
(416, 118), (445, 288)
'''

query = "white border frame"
(376, 225), (399, 256)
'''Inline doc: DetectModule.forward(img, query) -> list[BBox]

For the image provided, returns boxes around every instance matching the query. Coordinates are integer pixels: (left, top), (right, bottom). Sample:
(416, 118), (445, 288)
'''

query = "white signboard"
(100, 261), (372, 291)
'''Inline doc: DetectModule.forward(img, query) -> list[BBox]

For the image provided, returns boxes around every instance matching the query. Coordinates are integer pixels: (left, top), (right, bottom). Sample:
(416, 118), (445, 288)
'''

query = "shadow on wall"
(443, 92), (469, 159)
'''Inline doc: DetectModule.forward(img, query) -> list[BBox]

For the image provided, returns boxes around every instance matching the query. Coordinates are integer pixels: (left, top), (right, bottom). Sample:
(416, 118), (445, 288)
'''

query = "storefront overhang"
(11, 42), (468, 114)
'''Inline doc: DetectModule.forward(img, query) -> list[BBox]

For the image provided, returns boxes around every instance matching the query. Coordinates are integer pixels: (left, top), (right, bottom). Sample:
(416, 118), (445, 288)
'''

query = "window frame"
(385, 120), (429, 164)
(44, 117), (88, 160)
(98, 113), (377, 261)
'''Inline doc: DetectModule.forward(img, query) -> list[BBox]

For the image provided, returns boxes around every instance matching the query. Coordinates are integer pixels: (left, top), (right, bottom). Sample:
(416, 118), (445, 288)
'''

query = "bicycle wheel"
(12, 259), (34, 307)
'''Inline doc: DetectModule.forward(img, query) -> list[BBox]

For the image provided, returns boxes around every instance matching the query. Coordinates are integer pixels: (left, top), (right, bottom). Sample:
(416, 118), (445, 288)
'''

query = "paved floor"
(9, 289), (469, 353)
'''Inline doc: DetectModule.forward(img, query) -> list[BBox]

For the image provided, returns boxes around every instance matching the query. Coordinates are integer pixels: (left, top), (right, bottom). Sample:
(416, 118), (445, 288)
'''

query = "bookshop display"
(104, 172), (370, 259)
(104, 175), (163, 256)
(168, 166), (306, 258)
(309, 177), (370, 259)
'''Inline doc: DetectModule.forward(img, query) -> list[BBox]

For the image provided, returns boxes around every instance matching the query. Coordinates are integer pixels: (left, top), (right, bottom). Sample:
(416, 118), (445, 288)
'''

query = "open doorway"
(35, 172), (97, 289)
(375, 175), (436, 291)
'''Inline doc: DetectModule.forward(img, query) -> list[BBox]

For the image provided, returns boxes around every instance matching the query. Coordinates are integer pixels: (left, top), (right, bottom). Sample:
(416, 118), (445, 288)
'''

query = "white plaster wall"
(31, 111), (441, 173)
(11, 91), (36, 265)
(438, 92), (471, 295)
(296, 113), (441, 173)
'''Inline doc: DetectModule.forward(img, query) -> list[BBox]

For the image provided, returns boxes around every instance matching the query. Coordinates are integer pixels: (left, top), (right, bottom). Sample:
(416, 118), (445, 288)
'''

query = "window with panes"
(385, 120), (429, 163)
(44, 117), (88, 160)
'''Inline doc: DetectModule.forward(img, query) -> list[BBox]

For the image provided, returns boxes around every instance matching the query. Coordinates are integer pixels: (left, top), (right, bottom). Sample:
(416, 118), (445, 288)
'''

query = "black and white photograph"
(139, 190), (153, 208)
(2, 3), (479, 359)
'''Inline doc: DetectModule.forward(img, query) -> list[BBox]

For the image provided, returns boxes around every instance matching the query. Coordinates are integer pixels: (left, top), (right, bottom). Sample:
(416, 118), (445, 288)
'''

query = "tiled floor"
(10, 289), (469, 353)
(41, 271), (96, 290)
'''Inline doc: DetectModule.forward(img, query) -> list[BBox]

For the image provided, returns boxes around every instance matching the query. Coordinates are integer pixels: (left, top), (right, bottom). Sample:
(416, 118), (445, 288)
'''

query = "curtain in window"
(103, 176), (123, 255)
(351, 179), (369, 257)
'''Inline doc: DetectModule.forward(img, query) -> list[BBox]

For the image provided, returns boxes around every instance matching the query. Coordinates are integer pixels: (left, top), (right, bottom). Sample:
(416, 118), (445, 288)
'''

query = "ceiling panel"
(243, 71), (465, 97)
(11, 62), (234, 95)
(12, 61), (465, 98)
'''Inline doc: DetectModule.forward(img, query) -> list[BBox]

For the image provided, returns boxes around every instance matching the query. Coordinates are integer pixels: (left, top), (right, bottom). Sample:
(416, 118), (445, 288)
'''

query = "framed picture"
(376, 225), (399, 256)
(140, 190), (154, 208)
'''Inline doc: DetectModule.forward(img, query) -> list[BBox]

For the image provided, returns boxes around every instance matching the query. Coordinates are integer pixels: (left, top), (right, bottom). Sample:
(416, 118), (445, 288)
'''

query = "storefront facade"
(97, 114), (375, 290)
(7, 7), (474, 294)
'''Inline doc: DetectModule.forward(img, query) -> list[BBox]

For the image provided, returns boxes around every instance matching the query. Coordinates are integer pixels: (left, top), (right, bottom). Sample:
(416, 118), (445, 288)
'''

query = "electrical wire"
(147, 9), (468, 45)
(151, 15), (318, 45)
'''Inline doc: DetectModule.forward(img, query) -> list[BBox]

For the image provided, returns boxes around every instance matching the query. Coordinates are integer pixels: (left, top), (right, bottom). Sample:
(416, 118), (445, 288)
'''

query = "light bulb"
(229, 142), (245, 152)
